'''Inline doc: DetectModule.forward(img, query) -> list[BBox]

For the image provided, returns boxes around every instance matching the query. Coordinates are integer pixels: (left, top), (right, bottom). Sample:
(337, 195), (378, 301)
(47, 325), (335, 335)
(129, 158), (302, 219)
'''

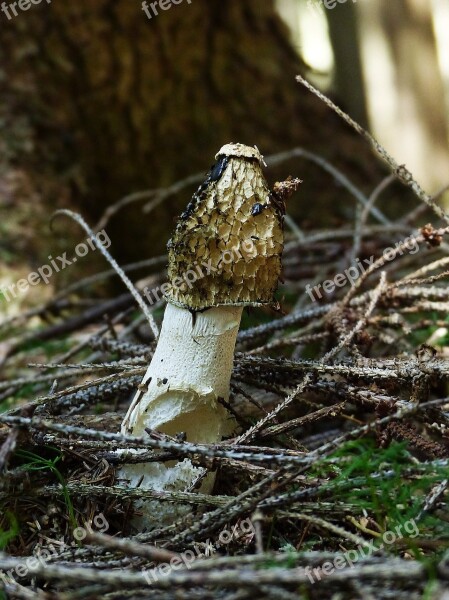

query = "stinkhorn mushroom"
(118, 143), (286, 528)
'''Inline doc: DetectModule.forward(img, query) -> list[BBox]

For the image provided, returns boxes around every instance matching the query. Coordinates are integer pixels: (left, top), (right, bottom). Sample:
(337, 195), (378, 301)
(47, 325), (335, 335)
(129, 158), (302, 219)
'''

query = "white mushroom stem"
(118, 303), (241, 527)
(122, 302), (241, 440)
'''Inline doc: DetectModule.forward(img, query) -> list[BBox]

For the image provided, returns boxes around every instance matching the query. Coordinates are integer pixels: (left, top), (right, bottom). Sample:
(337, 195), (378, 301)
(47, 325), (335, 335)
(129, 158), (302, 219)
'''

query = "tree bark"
(357, 0), (449, 190)
(326, 0), (369, 127)
(0, 0), (385, 266)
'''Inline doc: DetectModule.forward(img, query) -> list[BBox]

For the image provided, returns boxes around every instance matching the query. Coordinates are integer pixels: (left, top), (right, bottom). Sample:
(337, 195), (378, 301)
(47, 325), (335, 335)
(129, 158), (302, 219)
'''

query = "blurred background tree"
(0, 0), (447, 305)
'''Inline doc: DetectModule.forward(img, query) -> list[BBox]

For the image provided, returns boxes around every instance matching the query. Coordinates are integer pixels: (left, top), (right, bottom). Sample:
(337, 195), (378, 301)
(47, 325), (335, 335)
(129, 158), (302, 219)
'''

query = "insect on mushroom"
(118, 143), (288, 529)
(251, 202), (266, 216)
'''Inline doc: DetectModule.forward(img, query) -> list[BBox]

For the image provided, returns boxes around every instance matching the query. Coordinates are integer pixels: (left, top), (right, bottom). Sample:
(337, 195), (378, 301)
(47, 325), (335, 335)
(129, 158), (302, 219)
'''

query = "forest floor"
(0, 97), (449, 599)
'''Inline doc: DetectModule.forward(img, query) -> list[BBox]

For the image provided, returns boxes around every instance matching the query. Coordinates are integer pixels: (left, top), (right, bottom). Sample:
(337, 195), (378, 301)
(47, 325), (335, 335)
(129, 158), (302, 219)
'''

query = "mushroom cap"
(215, 143), (265, 164)
(165, 143), (284, 311)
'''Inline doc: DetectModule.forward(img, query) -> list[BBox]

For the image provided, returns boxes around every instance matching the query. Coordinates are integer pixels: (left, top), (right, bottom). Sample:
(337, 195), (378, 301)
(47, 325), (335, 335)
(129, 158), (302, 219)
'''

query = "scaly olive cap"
(165, 143), (284, 310)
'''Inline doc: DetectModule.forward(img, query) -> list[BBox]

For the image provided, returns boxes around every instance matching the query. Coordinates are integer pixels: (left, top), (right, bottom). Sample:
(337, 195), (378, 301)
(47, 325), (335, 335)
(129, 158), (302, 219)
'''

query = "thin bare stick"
(51, 209), (159, 339)
(296, 75), (449, 224)
(351, 174), (397, 262)
(267, 147), (390, 225)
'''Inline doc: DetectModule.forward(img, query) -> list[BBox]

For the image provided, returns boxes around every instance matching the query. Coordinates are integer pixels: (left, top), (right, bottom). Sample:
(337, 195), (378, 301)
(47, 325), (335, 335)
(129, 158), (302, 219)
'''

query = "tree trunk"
(326, 0), (369, 128)
(0, 0), (385, 267)
(357, 0), (449, 190)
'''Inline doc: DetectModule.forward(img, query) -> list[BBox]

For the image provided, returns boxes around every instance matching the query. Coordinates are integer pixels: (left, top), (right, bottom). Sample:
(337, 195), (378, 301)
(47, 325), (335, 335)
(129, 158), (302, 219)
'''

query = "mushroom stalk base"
(118, 302), (241, 529)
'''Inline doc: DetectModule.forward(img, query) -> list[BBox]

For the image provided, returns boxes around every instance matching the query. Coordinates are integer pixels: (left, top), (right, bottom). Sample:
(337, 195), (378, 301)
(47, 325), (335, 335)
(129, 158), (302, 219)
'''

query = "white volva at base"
(118, 302), (241, 529)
